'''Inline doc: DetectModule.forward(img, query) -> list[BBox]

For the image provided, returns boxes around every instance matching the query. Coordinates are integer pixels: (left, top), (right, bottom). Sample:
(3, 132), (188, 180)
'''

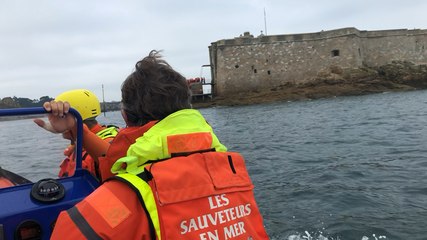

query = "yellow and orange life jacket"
(51, 109), (269, 239)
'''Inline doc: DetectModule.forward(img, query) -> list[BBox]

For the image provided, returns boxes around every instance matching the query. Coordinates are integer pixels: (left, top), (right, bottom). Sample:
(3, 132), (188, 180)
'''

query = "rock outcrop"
(192, 61), (427, 108)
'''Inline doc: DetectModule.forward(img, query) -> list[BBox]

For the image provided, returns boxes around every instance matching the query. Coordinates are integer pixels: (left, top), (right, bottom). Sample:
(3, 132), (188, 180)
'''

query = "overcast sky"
(1, 0), (426, 102)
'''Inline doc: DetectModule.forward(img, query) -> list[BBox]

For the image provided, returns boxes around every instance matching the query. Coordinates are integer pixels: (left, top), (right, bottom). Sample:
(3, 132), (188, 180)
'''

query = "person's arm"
(34, 100), (109, 157)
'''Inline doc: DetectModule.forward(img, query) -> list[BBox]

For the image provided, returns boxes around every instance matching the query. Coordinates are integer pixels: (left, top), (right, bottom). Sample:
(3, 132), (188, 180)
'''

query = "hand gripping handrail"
(0, 107), (84, 169)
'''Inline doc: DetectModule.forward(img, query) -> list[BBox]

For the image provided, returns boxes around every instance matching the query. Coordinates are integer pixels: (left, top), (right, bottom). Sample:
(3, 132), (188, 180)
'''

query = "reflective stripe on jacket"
(95, 125), (119, 140)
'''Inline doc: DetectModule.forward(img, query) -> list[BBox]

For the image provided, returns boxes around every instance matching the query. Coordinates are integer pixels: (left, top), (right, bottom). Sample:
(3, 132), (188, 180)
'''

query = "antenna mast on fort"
(264, 8), (268, 35)
(102, 84), (106, 117)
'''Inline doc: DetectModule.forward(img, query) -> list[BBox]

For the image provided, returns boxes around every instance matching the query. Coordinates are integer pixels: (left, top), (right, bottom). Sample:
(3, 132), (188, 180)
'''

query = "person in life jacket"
(41, 50), (270, 239)
(34, 89), (119, 181)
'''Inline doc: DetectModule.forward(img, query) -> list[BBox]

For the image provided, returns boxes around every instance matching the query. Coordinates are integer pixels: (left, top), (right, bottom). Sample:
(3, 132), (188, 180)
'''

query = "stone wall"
(361, 29), (427, 66)
(209, 27), (427, 96)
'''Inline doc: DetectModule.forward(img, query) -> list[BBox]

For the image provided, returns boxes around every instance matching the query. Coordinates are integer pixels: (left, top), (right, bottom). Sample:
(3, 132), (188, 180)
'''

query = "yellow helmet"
(55, 89), (101, 120)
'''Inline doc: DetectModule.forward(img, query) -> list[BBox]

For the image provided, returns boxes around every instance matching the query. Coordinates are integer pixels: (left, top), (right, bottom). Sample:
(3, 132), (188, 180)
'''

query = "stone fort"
(208, 27), (427, 97)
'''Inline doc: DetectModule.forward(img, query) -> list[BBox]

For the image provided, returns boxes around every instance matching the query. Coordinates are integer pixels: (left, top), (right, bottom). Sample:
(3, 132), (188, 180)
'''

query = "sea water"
(1, 90), (427, 240)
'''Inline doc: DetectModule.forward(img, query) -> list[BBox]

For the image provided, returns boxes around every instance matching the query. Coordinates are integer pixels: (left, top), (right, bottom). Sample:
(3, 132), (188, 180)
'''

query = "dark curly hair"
(121, 50), (192, 126)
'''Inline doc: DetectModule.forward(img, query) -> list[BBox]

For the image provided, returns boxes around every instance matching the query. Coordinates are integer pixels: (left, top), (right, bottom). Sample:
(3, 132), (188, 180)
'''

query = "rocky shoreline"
(192, 61), (427, 109)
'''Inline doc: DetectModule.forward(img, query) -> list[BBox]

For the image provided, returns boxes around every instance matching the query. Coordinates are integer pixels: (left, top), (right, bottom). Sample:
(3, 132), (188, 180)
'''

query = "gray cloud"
(0, 0), (426, 101)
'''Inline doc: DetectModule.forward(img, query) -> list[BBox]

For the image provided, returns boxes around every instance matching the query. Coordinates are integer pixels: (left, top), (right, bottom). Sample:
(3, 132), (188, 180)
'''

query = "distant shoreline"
(0, 114), (45, 122)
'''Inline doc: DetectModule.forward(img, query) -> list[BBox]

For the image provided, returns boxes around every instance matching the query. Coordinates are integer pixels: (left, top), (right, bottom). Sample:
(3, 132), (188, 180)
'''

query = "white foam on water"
(362, 234), (387, 240)
(285, 231), (388, 240)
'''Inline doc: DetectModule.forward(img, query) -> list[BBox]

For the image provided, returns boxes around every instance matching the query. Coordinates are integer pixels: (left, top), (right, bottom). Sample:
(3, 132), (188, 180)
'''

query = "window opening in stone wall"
(358, 48), (361, 57)
(254, 69), (257, 74)
(267, 70), (271, 75)
(235, 64), (239, 68)
(331, 49), (340, 57)
(251, 65), (254, 70)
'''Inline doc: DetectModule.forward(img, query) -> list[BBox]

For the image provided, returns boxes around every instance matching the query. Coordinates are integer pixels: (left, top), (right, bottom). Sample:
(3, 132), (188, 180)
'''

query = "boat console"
(0, 107), (100, 240)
